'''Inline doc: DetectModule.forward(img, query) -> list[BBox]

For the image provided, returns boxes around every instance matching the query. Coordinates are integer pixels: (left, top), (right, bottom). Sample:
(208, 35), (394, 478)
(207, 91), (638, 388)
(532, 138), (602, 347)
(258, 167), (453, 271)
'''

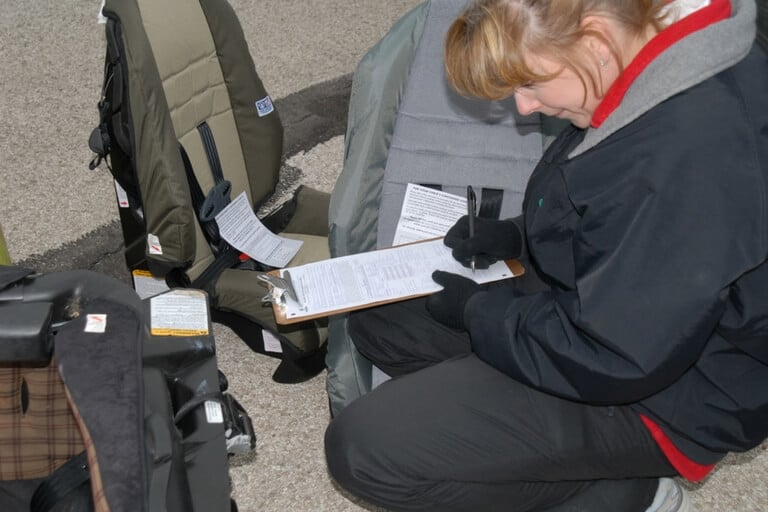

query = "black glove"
(444, 215), (523, 269)
(426, 270), (483, 330)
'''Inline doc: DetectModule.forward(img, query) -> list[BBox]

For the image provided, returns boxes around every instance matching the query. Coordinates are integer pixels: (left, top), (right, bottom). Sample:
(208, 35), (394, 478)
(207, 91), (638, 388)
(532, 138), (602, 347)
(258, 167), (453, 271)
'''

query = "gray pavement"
(1, 1), (767, 511)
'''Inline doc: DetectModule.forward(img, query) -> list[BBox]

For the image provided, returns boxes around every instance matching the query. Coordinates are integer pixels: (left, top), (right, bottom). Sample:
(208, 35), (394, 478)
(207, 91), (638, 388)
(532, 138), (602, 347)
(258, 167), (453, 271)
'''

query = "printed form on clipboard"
(260, 184), (525, 324)
(260, 238), (524, 325)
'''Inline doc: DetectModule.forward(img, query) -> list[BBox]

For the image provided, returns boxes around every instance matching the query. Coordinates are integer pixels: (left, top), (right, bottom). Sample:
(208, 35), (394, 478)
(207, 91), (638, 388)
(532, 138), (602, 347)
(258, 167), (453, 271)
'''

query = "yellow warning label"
(149, 289), (209, 337)
(150, 328), (209, 337)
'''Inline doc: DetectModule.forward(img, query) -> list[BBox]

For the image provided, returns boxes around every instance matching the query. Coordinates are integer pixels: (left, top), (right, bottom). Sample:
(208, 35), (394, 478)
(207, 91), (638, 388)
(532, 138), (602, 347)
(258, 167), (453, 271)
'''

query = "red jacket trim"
(591, 0), (732, 128)
(639, 414), (716, 482)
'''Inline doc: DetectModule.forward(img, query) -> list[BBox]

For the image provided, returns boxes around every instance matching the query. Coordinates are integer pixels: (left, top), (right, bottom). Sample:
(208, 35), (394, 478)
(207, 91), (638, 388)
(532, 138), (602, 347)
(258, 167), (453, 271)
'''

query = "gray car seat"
(325, 0), (566, 416)
(758, 1), (767, 51)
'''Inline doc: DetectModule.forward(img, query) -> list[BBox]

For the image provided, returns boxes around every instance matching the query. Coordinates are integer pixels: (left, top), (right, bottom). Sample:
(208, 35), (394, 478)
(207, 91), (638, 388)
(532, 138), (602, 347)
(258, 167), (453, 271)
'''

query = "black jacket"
(465, 4), (768, 463)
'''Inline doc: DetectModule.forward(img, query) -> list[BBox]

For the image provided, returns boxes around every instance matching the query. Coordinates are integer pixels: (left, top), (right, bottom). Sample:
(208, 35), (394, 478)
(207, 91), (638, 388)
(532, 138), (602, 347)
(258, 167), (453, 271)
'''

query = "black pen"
(466, 185), (477, 274)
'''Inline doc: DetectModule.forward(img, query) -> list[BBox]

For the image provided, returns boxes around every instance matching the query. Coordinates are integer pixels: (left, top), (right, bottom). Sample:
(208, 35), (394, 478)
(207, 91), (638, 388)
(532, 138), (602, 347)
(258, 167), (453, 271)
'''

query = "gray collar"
(570, 0), (756, 158)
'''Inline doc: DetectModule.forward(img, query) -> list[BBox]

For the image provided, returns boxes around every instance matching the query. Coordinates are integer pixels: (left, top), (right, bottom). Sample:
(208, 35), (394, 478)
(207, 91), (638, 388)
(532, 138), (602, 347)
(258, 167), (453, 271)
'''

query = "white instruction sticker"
(262, 329), (283, 353)
(205, 401), (224, 424)
(132, 269), (170, 299)
(150, 289), (209, 336)
(84, 314), (108, 333)
(147, 233), (163, 255)
(114, 180), (129, 208)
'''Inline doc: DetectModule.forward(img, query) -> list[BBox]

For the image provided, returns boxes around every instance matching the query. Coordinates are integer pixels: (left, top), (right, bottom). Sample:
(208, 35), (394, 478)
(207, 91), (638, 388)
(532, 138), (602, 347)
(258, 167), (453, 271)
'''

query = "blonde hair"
(444, 0), (668, 101)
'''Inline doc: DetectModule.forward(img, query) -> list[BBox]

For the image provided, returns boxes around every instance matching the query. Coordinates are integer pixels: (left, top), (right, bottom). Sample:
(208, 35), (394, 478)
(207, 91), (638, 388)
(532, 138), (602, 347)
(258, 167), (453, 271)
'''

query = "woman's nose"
(514, 91), (541, 116)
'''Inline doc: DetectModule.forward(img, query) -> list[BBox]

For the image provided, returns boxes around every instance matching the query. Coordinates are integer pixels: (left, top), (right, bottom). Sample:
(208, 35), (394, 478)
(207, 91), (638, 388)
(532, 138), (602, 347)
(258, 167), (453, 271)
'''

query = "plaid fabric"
(0, 362), (84, 480)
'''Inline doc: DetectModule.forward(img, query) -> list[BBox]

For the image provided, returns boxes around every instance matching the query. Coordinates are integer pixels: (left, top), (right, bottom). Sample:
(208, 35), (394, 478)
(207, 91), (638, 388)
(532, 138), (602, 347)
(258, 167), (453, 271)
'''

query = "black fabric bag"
(0, 265), (251, 512)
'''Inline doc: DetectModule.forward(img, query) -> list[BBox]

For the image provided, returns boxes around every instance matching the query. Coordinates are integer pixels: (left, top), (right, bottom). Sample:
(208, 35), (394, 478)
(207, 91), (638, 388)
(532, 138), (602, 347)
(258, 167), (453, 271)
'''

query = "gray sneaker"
(645, 478), (692, 512)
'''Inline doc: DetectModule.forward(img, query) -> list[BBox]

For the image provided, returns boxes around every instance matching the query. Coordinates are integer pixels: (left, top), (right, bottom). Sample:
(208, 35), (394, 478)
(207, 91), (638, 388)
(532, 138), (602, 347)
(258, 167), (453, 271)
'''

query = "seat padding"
(214, 234), (330, 354)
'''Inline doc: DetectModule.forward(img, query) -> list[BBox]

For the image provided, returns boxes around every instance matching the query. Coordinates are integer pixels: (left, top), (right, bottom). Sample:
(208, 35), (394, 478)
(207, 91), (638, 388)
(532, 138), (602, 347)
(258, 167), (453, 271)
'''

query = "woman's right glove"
(444, 215), (523, 269)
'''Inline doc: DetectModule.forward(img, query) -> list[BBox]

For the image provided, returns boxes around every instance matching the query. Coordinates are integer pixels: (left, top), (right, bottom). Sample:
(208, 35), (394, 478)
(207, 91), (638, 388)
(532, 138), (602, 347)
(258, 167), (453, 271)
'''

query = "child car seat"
(0, 265), (248, 511)
(325, 0), (567, 415)
(89, 0), (330, 383)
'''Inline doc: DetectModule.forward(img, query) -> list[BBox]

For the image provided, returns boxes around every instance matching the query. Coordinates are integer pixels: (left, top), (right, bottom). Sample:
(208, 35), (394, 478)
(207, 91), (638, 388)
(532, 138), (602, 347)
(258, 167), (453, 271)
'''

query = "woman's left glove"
(426, 270), (483, 330)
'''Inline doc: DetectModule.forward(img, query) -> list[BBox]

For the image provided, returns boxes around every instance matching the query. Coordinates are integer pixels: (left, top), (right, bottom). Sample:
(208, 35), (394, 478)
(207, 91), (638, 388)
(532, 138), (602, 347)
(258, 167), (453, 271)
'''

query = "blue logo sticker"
(255, 95), (274, 117)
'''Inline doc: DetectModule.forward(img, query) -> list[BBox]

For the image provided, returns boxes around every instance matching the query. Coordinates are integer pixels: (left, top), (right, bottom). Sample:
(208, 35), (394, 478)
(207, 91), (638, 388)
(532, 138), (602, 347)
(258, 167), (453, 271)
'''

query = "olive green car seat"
(0, 224), (10, 266)
(89, 0), (329, 383)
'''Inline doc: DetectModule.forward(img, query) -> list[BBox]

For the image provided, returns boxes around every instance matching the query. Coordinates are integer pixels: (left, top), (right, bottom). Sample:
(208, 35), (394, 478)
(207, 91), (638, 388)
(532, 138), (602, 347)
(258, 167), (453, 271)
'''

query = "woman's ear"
(576, 15), (624, 99)
(579, 15), (613, 68)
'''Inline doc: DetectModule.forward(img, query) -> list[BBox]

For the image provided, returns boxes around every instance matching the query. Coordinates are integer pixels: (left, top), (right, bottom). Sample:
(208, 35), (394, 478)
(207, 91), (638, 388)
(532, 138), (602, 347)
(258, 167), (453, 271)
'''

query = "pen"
(466, 185), (477, 274)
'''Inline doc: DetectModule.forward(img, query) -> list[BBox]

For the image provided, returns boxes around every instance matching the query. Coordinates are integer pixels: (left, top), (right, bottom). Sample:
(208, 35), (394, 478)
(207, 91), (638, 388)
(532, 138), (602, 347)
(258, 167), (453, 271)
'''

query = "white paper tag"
(255, 95), (274, 117)
(215, 192), (302, 268)
(205, 401), (224, 424)
(84, 314), (108, 333)
(147, 233), (163, 255)
(114, 180), (129, 208)
(262, 329), (283, 353)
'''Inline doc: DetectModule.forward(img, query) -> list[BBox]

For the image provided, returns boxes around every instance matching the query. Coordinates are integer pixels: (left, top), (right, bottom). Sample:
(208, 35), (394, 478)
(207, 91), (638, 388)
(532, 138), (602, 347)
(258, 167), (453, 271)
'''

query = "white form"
(215, 191), (303, 268)
(392, 184), (467, 246)
(277, 238), (518, 321)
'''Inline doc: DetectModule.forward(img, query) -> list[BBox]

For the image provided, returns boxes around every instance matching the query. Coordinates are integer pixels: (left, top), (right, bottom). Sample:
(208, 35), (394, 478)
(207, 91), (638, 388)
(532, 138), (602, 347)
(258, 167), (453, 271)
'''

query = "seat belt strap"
(180, 122), (267, 290)
(197, 121), (226, 184)
(179, 143), (207, 213)
(194, 121), (234, 255)
(417, 184), (503, 220)
(179, 143), (224, 249)
(179, 141), (247, 290)
(30, 451), (91, 512)
(145, 413), (173, 512)
(190, 246), (242, 290)
(478, 188), (504, 220)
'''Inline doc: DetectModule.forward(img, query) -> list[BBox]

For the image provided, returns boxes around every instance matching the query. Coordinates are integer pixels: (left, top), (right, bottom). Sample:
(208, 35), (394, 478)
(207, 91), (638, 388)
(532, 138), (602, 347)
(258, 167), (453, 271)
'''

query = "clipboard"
(259, 239), (525, 325)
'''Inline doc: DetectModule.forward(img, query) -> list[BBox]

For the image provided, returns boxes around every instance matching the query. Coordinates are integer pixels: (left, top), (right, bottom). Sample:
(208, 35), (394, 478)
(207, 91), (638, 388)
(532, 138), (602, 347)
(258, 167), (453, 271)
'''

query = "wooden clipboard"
(266, 258), (524, 325)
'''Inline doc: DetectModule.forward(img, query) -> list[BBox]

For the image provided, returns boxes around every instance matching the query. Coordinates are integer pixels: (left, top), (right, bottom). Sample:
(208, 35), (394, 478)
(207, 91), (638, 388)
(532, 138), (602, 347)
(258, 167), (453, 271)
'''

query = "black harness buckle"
(199, 180), (232, 222)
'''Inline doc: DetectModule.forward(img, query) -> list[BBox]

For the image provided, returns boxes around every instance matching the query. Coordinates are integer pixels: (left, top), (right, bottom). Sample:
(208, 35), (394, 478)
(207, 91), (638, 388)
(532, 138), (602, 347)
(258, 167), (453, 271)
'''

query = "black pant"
(324, 298), (676, 512)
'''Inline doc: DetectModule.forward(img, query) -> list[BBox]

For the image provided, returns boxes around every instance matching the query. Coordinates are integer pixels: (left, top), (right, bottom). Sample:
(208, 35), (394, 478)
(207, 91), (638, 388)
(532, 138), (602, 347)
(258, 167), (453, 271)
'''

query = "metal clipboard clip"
(257, 271), (301, 308)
